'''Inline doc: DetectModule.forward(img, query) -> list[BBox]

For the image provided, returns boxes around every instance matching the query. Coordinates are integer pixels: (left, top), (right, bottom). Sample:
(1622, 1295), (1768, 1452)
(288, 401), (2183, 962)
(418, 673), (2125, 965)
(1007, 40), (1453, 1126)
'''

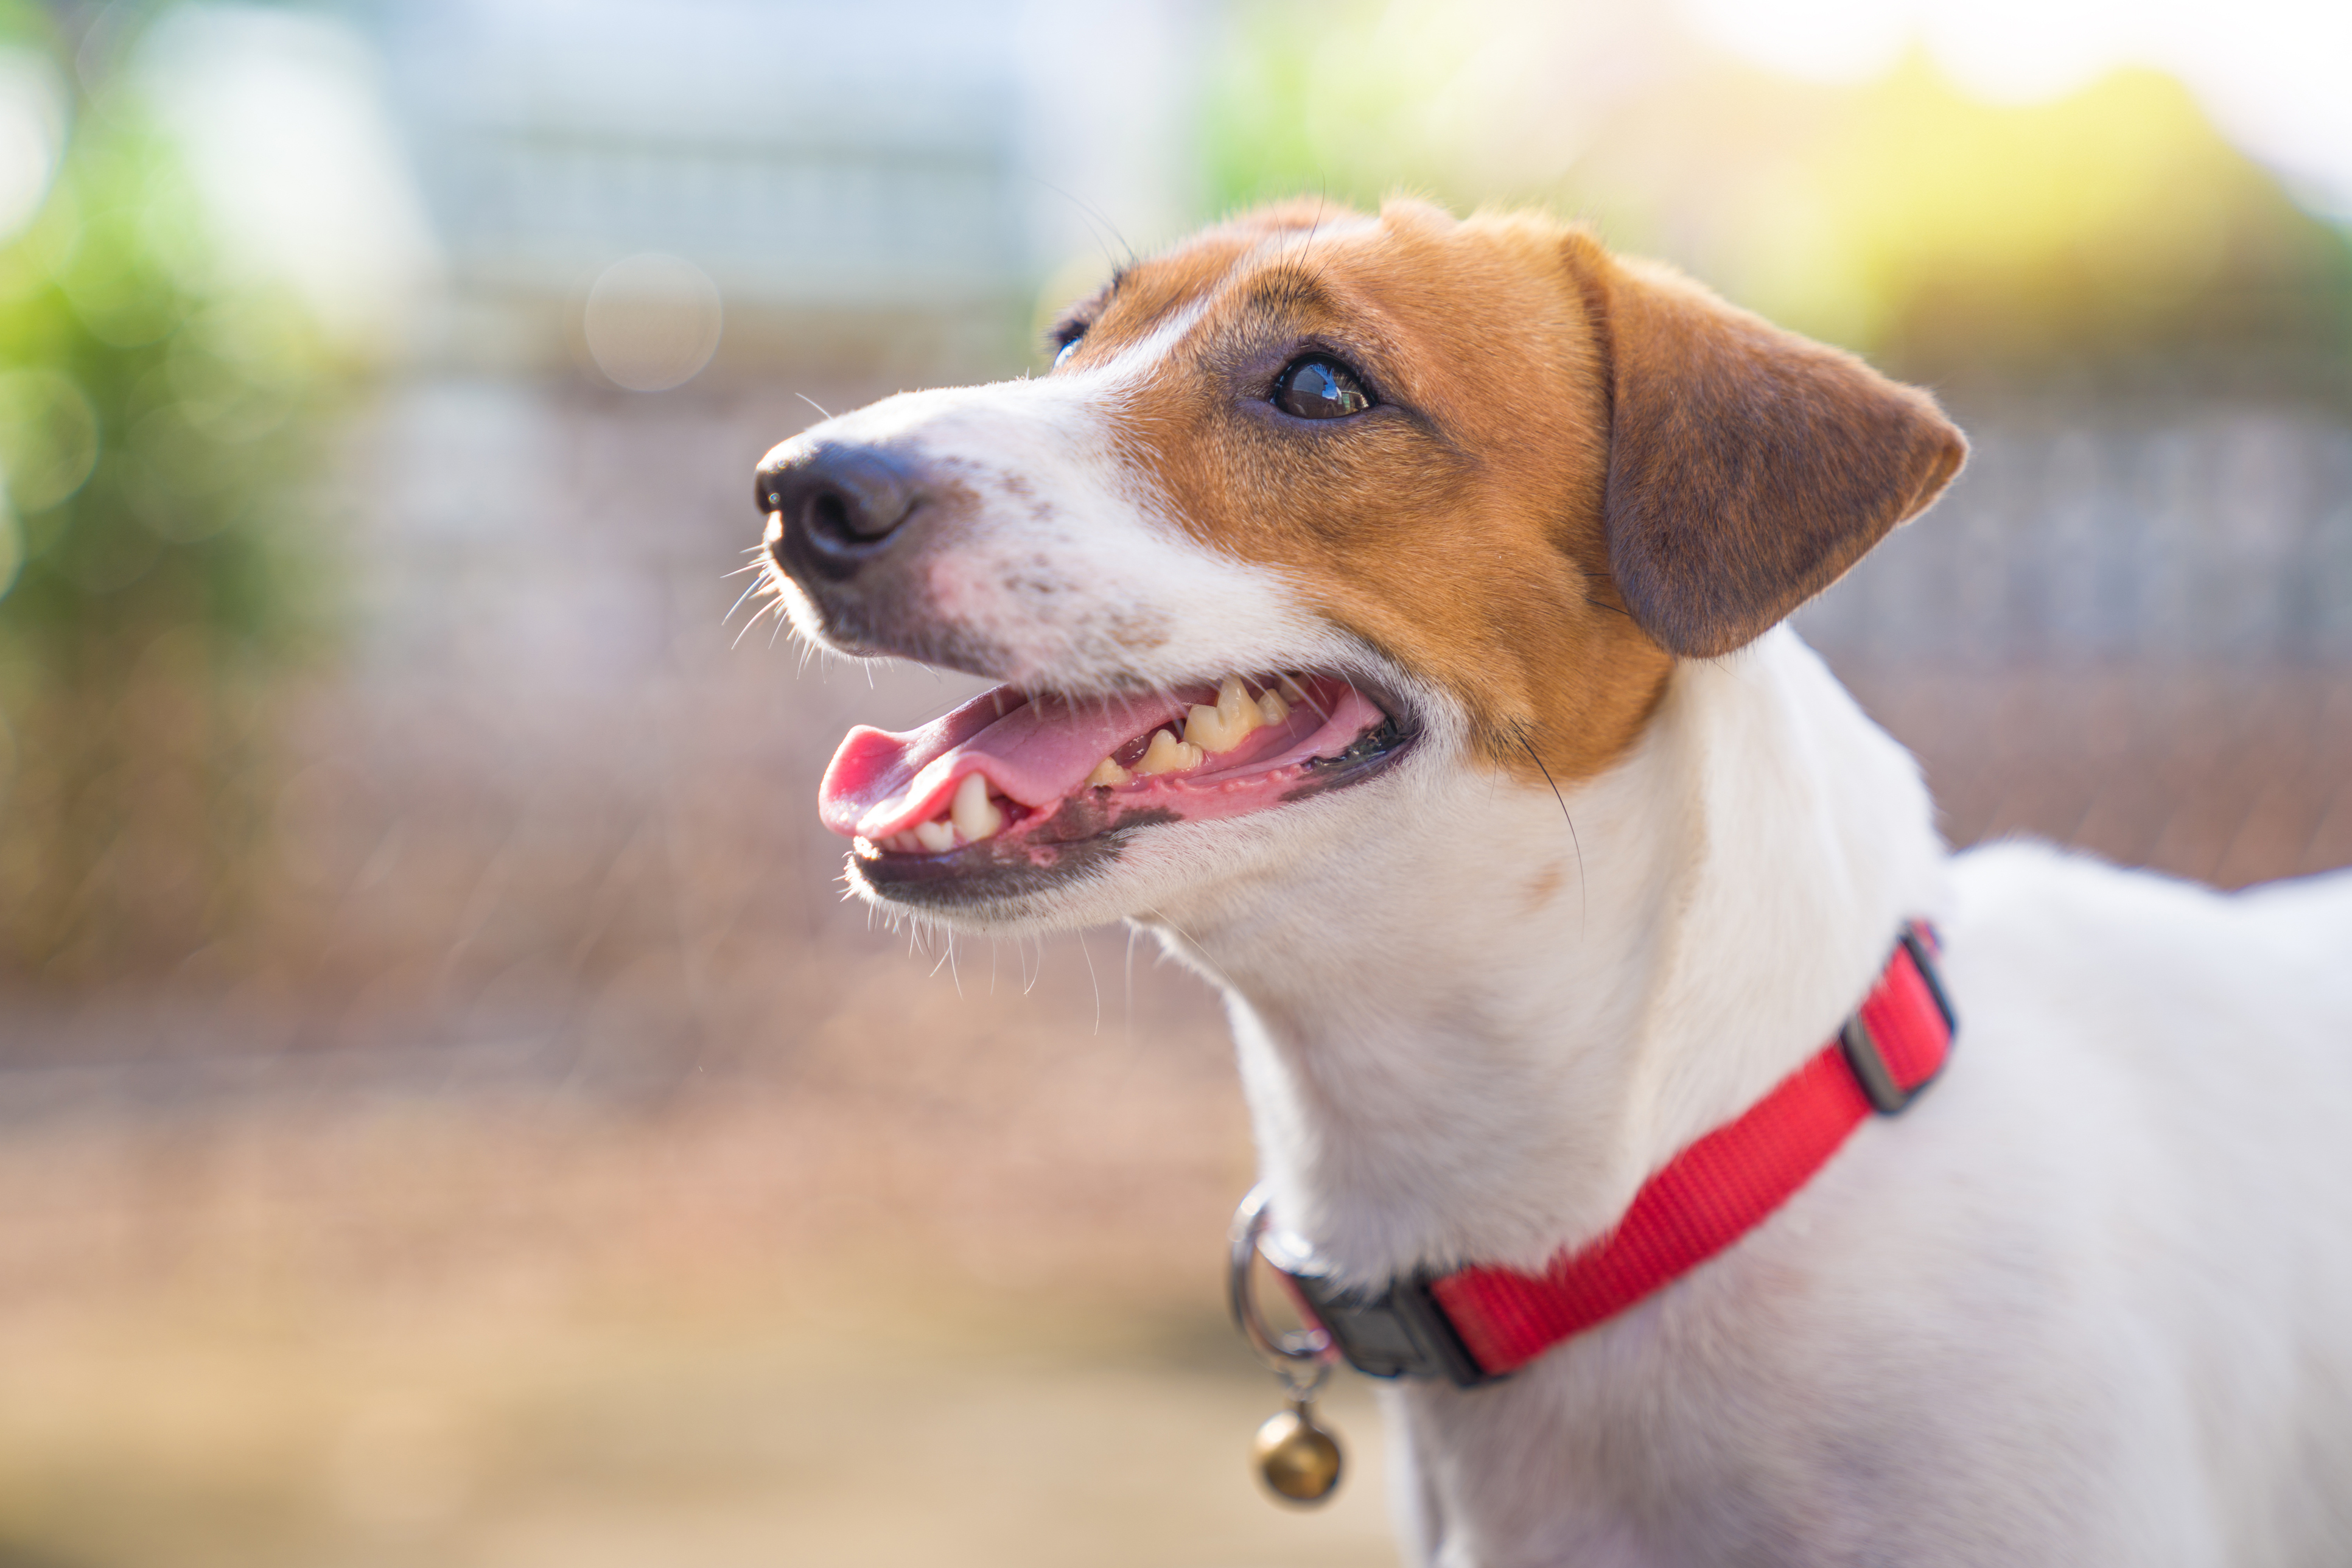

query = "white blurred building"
(138, 0), (1205, 377)
(360, 0), (1205, 375)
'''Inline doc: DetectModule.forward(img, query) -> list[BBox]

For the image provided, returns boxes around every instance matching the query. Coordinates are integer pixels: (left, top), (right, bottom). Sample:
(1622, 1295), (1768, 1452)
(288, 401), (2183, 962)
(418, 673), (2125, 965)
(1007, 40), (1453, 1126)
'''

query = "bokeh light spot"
(0, 48), (66, 247)
(0, 368), (100, 513)
(582, 253), (723, 393)
(1678, 0), (1910, 82)
(0, 508), (23, 603)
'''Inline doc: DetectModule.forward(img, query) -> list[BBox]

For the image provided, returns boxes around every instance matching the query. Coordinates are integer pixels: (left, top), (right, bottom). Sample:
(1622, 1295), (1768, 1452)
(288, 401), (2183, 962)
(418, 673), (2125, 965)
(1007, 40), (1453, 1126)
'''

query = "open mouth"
(819, 672), (1412, 897)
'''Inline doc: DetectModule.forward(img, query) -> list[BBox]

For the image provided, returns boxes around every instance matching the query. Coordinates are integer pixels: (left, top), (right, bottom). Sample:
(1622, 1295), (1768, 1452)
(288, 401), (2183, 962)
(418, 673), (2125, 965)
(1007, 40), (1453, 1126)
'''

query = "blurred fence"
(1800, 401), (2352, 664)
(1796, 396), (2352, 892)
(1, 385), (2346, 1087)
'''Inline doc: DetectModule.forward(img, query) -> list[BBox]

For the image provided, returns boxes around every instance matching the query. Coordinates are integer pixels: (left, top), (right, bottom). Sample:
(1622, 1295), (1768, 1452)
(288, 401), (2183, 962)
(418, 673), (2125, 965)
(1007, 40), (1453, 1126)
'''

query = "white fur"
(775, 337), (2352, 1566)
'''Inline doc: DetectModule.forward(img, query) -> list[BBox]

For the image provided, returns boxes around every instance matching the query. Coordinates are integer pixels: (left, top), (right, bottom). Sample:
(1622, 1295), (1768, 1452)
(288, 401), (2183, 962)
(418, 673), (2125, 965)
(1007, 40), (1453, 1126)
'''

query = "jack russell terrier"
(752, 200), (2352, 1565)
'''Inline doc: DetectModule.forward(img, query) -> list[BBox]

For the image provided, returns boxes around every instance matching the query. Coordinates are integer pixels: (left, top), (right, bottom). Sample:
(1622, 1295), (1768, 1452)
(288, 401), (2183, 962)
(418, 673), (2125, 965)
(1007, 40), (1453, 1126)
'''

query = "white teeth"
(1183, 674), (1266, 754)
(950, 771), (1003, 842)
(880, 777), (1003, 855)
(1133, 727), (1205, 775)
(881, 677), (1307, 849)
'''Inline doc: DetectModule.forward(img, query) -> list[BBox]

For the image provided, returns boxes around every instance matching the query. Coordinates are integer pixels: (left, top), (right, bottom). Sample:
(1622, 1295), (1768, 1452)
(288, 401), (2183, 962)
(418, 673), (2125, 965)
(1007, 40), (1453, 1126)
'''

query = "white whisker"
(1123, 921), (1140, 1053)
(1076, 928), (1102, 1035)
(722, 578), (766, 623)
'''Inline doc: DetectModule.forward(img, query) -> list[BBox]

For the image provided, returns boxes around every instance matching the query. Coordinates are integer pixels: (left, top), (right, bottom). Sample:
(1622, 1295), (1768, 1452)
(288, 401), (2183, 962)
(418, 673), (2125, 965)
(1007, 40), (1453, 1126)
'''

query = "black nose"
(757, 442), (918, 577)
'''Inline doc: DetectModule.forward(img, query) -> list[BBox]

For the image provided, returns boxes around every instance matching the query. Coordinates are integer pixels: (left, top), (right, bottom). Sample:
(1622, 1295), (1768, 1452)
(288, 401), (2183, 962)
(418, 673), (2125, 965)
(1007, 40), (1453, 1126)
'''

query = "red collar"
(1261, 925), (1955, 1387)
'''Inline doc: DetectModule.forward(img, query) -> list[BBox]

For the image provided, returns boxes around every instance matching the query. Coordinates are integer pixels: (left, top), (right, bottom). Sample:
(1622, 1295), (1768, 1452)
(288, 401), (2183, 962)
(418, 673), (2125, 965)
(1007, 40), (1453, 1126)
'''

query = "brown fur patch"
(1582, 243), (1967, 659)
(1057, 200), (1962, 788)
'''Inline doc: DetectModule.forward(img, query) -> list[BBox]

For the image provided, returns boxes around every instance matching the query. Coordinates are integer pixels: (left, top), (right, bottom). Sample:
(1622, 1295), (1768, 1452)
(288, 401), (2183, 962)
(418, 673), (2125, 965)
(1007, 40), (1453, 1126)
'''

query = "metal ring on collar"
(1229, 1183), (1335, 1393)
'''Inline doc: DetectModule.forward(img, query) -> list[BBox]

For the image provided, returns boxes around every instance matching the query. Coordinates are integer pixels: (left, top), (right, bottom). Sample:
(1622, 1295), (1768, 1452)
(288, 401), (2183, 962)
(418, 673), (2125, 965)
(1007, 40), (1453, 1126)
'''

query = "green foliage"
(1201, 1), (1518, 219)
(1603, 60), (2352, 384)
(1200, 3), (2352, 387)
(0, 24), (340, 979)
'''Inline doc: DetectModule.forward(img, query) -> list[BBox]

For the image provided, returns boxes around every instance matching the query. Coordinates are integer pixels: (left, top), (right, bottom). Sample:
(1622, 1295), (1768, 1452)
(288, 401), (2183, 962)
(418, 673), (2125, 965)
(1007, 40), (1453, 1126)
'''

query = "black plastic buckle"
(1283, 1269), (1502, 1388)
(1839, 925), (1958, 1116)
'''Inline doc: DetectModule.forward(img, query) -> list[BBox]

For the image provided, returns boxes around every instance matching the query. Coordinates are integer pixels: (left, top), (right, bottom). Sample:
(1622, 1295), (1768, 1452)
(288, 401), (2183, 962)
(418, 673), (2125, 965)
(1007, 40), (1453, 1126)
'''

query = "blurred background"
(0, 0), (2345, 1563)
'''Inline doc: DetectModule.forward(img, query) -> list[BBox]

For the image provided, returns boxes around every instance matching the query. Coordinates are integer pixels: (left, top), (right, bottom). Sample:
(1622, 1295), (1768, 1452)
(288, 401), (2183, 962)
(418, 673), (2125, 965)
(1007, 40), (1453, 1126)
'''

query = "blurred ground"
(0, 1211), (1397, 1568)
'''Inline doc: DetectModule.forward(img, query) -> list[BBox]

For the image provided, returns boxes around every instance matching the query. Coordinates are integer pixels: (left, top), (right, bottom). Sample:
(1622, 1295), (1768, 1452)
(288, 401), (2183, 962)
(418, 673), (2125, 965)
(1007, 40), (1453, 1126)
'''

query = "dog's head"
(755, 200), (1963, 928)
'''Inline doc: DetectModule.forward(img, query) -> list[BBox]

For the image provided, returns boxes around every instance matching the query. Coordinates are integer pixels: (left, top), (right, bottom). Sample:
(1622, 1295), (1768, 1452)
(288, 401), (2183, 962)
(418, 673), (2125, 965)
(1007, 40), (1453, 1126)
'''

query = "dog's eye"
(1272, 356), (1372, 419)
(1051, 326), (1086, 369)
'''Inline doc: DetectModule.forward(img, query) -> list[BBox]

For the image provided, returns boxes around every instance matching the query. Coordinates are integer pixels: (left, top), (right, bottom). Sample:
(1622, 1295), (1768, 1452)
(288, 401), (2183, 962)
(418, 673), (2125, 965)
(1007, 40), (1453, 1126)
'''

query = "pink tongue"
(819, 687), (1182, 841)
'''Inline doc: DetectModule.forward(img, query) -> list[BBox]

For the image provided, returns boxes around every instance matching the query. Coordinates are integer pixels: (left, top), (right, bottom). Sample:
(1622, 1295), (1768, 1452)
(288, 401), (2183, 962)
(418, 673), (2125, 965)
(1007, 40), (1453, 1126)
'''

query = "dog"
(752, 199), (2352, 1565)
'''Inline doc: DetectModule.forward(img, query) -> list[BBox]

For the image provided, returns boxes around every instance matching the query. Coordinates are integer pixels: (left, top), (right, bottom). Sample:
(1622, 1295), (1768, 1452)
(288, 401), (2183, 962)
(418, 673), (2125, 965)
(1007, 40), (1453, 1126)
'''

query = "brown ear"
(1577, 246), (1966, 659)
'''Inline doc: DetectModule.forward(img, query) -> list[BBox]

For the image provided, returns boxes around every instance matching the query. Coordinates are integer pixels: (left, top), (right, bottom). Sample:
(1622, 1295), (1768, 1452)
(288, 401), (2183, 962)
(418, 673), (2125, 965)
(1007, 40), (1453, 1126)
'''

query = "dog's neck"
(1141, 629), (1947, 1285)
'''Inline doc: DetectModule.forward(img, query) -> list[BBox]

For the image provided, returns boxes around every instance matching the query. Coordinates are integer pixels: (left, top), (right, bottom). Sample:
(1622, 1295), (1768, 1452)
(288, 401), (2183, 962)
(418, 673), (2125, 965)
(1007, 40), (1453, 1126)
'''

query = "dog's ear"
(1569, 239), (1966, 659)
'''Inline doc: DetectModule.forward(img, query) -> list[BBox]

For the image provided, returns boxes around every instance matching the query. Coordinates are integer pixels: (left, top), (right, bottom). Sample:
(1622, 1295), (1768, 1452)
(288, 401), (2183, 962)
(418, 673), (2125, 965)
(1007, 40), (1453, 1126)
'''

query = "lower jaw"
(849, 807), (1167, 912)
(846, 712), (1415, 913)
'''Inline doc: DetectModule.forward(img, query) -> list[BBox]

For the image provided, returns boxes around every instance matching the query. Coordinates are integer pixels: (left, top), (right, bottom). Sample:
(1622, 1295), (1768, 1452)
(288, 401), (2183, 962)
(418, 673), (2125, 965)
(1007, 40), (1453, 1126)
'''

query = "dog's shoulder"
(1949, 839), (2352, 998)
(1941, 837), (2352, 1130)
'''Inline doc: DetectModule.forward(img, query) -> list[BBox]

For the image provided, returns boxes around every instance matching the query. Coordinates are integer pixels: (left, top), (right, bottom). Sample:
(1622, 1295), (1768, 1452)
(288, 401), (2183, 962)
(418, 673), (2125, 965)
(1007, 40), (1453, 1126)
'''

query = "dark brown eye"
(1273, 356), (1372, 419)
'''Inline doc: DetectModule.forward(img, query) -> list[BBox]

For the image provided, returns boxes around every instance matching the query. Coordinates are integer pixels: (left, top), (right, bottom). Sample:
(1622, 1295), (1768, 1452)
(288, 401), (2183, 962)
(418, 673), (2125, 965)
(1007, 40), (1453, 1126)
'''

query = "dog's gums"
(819, 673), (1409, 870)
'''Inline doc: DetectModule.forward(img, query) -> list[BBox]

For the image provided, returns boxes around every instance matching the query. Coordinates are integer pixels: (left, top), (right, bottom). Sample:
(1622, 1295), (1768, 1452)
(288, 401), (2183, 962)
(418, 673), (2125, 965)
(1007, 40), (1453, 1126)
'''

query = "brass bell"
(1231, 1186), (1347, 1507)
(1254, 1400), (1344, 1503)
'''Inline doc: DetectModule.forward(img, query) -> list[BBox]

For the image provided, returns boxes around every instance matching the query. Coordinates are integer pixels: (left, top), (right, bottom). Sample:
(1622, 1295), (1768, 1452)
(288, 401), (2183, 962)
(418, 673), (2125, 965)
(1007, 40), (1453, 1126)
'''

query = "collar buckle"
(1283, 1269), (1501, 1388)
(1232, 1189), (1501, 1388)
(1839, 925), (1956, 1116)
